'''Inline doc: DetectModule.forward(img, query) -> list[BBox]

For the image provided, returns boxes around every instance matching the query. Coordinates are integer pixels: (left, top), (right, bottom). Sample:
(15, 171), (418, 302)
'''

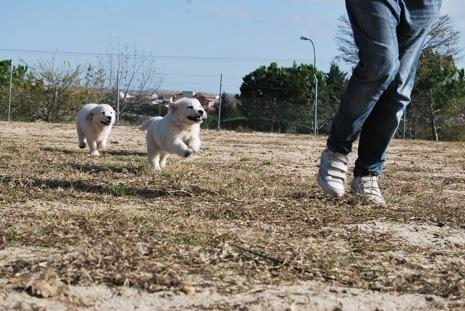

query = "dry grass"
(0, 121), (464, 309)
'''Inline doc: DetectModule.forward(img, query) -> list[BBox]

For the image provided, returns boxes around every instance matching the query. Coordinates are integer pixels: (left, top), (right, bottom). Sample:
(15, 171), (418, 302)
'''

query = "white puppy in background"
(139, 98), (207, 170)
(76, 103), (115, 156)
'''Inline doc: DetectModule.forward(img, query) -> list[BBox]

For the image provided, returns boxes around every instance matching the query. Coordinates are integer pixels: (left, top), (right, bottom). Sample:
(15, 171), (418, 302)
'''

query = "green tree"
(321, 62), (347, 134)
(219, 92), (241, 120)
(239, 63), (326, 133)
(441, 69), (465, 141)
(410, 50), (465, 141)
(0, 60), (29, 120)
(203, 92), (242, 129)
(239, 63), (285, 131)
(19, 60), (99, 123)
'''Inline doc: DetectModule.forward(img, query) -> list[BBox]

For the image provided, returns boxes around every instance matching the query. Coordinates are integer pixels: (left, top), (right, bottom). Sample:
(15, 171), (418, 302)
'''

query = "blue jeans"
(327, 0), (441, 176)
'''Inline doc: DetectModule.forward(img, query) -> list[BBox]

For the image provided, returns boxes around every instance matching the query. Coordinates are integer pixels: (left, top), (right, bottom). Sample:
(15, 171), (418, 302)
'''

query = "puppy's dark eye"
(187, 106), (193, 109)
(102, 112), (105, 114)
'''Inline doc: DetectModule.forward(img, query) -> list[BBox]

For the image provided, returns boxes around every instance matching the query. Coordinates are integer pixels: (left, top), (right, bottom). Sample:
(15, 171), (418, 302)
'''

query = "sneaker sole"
(317, 174), (345, 198)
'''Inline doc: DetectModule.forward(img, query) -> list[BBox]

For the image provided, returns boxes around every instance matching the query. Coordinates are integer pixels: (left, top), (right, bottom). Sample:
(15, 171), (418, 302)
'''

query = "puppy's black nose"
(106, 116), (112, 121)
(197, 110), (204, 115)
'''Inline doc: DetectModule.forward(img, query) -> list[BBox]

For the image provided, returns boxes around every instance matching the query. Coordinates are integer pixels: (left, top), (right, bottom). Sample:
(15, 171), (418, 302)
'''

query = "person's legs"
(318, 0), (401, 197)
(354, 0), (442, 177)
(327, 0), (401, 155)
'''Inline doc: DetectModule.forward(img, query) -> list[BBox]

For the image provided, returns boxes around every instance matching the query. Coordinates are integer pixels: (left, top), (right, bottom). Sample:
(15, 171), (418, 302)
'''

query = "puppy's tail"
(139, 117), (162, 131)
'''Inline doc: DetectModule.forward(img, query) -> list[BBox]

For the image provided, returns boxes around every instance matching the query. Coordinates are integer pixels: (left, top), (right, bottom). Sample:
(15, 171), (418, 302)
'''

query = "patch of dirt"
(0, 247), (56, 268)
(0, 281), (450, 311)
(355, 221), (465, 248)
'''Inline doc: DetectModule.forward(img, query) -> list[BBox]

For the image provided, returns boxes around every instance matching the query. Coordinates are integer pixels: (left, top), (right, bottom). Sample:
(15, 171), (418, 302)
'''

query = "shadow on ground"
(0, 175), (193, 198)
(41, 147), (146, 157)
(69, 163), (146, 175)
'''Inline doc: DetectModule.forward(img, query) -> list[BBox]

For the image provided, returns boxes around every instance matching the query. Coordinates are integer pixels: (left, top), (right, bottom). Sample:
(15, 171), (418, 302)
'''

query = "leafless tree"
(335, 16), (359, 67)
(335, 15), (462, 67)
(98, 44), (164, 122)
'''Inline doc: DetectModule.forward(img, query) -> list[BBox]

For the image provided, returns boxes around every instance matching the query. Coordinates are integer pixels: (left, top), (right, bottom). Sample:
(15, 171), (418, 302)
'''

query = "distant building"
(182, 91), (196, 98)
(194, 92), (218, 112)
(117, 89), (220, 116)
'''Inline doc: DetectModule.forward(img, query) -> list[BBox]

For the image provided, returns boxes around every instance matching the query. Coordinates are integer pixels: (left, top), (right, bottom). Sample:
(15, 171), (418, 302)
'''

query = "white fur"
(76, 103), (115, 156)
(139, 98), (207, 170)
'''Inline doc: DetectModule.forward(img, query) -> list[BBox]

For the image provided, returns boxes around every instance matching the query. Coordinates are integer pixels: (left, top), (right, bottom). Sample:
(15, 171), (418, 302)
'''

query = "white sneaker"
(351, 176), (387, 207)
(317, 148), (349, 197)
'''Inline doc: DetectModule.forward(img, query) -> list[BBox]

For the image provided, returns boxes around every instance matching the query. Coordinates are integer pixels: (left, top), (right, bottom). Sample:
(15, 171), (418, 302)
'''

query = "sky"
(1, 0), (464, 94)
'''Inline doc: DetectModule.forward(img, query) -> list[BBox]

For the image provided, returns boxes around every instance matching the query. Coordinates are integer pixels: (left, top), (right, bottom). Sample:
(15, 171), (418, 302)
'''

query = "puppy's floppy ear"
(168, 100), (177, 112)
(86, 112), (94, 121)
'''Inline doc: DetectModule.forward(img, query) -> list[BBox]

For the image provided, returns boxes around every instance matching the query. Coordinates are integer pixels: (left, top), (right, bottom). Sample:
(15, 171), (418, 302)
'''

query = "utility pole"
(7, 59), (13, 122)
(217, 73), (223, 130)
(314, 74), (318, 135)
(300, 36), (318, 135)
(116, 69), (120, 125)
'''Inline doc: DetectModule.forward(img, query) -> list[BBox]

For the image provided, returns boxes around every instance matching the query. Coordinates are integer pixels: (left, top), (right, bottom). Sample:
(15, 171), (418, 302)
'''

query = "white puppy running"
(139, 98), (207, 170)
(76, 103), (115, 156)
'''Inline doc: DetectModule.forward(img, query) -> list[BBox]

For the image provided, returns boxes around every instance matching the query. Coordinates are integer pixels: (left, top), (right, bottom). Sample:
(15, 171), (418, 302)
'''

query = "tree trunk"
(431, 120), (439, 141)
(409, 103), (416, 139)
(428, 98), (439, 141)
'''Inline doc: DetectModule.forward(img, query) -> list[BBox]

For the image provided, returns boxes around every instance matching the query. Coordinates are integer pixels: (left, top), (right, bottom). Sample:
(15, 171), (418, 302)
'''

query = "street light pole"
(314, 73), (318, 135)
(116, 69), (120, 125)
(217, 73), (223, 130)
(300, 36), (318, 135)
(7, 59), (13, 122)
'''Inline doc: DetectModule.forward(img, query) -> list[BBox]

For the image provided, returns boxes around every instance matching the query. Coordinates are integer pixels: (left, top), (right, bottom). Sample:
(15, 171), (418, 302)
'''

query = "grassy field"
(0, 121), (464, 310)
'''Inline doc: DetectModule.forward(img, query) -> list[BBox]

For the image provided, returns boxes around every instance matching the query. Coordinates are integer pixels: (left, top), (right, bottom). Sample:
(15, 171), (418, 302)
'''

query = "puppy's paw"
(90, 150), (100, 157)
(184, 149), (193, 158)
(79, 142), (86, 149)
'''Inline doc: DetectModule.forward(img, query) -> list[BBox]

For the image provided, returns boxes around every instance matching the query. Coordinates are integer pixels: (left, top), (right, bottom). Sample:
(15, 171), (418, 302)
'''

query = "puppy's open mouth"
(187, 116), (203, 123)
(100, 121), (111, 126)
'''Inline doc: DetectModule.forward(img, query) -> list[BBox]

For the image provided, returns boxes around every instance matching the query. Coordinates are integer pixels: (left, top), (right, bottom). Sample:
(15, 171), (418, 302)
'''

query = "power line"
(0, 48), (315, 64)
(155, 72), (244, 78)
(159, 81), (238, 88)
(0, 48), (329, 93)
